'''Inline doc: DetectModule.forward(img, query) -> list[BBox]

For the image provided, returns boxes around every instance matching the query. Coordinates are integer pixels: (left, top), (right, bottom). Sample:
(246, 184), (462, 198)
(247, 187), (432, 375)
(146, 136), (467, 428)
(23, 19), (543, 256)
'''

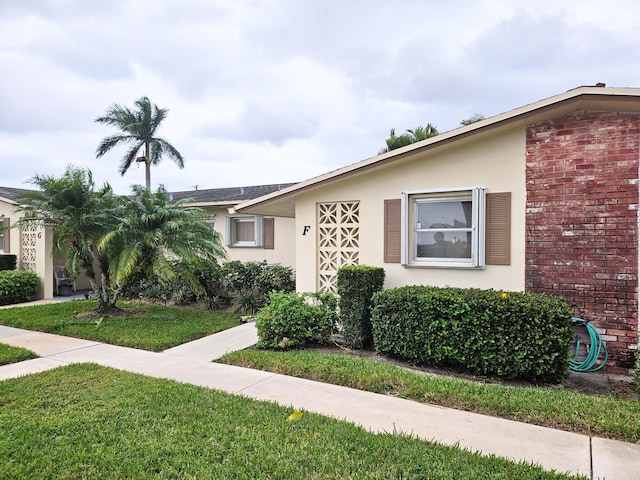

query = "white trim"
(236, 87), (640, 217)
(402, 186), (486, 269)
(225, 215), (263, 247)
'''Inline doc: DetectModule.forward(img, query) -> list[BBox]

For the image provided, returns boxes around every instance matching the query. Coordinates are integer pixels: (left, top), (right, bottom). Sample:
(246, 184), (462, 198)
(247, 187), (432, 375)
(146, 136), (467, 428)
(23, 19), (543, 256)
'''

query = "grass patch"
(219, 349), (640, 443)
(0, 301), (238, 351)
(0, 343), (37, 366)
(0, 363), (584, 479)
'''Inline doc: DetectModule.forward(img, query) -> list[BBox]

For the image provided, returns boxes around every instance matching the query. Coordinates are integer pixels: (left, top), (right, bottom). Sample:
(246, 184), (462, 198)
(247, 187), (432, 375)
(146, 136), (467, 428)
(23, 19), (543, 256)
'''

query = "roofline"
(179, 200), (241, 208)
(0, 196), (18, 205)
(236, 86), (640, 214)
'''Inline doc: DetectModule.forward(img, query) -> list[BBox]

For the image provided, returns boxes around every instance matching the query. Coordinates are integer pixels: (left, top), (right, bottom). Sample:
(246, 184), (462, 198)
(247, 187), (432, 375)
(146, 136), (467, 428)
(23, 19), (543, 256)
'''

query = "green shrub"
(0, 270), (40, 306)
(122, 260), (295, 311)
(230, 290), (263, 315)
(337, 265), (385, 349)
(256, 291), (337, 349)
(0, 254), (17, 271)
(371, 286), (573, 383)
(221, 261), (295, 313)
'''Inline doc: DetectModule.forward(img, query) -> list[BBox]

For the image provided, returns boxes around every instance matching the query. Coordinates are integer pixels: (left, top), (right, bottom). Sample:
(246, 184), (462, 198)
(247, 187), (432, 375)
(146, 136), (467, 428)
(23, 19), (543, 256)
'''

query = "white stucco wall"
(205, 206), (296, 268)
(0, 199), (20, 257)
(294, 125), (527, 292)
(0, 199), (54, 299)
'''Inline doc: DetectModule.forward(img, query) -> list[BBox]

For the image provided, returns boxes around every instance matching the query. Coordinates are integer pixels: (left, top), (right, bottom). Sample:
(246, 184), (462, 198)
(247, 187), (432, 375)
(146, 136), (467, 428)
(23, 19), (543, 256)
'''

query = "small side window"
(225, 215), (263, 247)
(0, 217), (7, 253)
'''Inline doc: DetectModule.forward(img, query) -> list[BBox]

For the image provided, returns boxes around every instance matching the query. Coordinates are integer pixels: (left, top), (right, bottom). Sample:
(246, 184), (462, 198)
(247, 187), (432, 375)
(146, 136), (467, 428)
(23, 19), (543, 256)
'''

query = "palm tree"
(99, 185), (227, 298)
(460, 114), (485, 126)
(95, 96), (184, 189)
(15, 166), (121, 312)
(407, 123), (439, 142)
(379, 123), (439, 154)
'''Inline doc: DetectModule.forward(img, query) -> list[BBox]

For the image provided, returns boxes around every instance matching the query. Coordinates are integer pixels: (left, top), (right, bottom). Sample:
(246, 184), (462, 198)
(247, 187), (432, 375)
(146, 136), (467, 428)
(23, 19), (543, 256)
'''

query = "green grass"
(0, 301), (239, 351)
(0, 343), (37, 366)
(0, 363), (584, 479)
(219, 349), (640, 444)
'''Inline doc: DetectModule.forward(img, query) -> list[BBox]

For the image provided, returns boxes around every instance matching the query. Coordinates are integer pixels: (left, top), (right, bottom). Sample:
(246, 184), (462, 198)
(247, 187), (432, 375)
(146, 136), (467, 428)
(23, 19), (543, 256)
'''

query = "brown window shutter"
(486, 192), (511, 265)
(2, 217), (9, 253)
(384, 199), (401, 263)
(263, 217), (274, 250)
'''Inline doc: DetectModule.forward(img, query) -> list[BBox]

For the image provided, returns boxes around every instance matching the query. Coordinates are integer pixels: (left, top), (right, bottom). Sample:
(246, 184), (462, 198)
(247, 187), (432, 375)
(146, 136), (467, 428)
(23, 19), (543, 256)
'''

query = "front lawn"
(0, 343), (37, 366)
(219, 349), (640, 444)
(0, 363), (584, 479)
(0, 301), (239, 351)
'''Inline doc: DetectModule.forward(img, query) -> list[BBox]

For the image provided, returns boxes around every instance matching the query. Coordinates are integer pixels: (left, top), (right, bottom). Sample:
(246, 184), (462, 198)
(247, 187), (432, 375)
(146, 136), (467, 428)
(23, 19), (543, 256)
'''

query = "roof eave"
(236, 86), (640, 216)
(180, 200), (242, 208)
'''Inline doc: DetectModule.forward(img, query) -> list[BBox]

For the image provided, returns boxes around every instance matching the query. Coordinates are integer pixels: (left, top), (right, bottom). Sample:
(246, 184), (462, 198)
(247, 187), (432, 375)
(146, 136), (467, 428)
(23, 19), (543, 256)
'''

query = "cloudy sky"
(2, 0), (640, 194)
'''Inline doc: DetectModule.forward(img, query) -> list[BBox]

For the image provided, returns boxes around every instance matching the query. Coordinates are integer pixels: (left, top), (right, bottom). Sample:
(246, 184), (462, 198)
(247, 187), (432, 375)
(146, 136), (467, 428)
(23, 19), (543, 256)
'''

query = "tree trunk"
(144, 143), (151, 189)
(145, 160), (151, 190)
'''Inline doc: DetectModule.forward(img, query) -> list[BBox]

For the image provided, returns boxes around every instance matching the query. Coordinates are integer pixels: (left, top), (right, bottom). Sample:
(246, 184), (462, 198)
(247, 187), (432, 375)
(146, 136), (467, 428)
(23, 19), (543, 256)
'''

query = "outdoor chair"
(54, 266), (76, 296)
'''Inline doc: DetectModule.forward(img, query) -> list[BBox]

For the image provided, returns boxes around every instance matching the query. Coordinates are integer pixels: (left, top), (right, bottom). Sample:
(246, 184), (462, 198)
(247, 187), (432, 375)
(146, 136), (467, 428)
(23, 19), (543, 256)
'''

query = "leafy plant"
(256, 291), (337, 349)
(221, 260), (295, 313)
(230, 290), (263, 315)
(0, 270), (40, 305)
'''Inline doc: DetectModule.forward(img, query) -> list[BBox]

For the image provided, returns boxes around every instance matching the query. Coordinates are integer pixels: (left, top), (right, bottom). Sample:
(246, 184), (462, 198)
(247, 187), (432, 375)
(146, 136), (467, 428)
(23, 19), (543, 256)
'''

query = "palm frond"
(95, 96), (183, 187)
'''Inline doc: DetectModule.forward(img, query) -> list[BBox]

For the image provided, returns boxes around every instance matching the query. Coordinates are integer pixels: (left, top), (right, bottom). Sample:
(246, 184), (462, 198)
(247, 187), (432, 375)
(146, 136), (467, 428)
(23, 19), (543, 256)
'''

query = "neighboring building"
(0, 186), (54, 299)
(169, 183), (297, 266)
(0, 183), (296, 299)
(236, 85), (640, 374)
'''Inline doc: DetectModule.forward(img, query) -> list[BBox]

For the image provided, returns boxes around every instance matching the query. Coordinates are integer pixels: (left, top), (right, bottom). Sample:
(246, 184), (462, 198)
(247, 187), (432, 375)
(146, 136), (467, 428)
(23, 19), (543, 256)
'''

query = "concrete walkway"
(1, 323), (639, 479)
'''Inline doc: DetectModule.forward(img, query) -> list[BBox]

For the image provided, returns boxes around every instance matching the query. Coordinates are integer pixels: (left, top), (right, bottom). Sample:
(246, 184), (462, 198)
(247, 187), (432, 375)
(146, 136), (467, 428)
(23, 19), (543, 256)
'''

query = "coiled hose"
(569, 318), (608, 372)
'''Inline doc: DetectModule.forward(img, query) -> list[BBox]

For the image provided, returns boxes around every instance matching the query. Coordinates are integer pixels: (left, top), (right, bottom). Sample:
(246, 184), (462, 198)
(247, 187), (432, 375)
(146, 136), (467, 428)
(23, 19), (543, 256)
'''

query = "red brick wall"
(525, 111), (640, 373)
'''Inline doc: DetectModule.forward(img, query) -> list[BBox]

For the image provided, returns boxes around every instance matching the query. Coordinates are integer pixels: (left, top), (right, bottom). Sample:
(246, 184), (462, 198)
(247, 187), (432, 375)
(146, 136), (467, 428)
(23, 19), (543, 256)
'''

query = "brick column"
(526, 111), (640, 373)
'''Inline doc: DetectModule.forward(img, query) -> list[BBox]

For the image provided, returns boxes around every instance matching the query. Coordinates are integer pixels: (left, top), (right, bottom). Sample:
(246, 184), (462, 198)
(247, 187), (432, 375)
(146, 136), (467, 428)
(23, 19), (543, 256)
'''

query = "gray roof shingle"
(167, 183), (297, 204)
(0, 186), (35, 202)
(0, 183), (297, 205)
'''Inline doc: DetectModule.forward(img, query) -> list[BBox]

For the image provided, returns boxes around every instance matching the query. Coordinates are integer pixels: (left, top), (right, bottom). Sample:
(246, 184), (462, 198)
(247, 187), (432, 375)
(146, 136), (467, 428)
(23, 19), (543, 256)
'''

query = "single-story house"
(1, 186), (54, 299)
(0, 183), (296, 299)
(168, 183), (296, 267)
(235, 85), (640, 374)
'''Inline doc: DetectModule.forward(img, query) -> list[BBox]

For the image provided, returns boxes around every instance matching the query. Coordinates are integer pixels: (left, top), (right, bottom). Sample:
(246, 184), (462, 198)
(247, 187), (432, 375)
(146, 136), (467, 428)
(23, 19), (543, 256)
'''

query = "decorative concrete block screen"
(317, 202), (360, 293)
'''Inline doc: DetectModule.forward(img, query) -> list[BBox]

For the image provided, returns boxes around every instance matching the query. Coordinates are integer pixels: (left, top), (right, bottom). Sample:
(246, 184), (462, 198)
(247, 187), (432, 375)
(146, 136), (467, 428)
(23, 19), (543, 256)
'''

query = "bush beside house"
(371, 286), (573, 383)
(0, 270), (40, 306)
(123, 260), (295, 313)
(256, 291), (337, 349)
(337, 265), (385, 349)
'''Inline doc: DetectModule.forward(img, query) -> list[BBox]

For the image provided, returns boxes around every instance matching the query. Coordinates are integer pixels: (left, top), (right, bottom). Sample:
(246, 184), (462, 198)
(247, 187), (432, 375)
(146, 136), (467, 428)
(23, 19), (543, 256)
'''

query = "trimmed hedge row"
(0, 270), (40, 306)
(371, 286), (573, 383)
(337, 265), (385, 349)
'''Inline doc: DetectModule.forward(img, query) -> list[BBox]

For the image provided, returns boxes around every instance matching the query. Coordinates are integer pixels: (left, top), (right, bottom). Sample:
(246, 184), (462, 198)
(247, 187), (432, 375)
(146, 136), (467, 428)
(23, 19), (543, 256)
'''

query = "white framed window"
(401, 187), (485, 268)
(225, 215), (263, 247)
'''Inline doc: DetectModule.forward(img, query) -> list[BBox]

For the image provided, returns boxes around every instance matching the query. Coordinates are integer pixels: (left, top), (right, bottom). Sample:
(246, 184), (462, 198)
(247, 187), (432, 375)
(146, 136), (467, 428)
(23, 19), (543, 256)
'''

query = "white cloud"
(2, 0), (640, 194)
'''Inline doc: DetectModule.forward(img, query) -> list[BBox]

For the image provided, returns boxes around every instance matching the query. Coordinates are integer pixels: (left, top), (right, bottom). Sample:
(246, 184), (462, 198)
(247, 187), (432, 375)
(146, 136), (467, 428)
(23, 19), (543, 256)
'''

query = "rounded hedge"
(0, 270), (40, 306)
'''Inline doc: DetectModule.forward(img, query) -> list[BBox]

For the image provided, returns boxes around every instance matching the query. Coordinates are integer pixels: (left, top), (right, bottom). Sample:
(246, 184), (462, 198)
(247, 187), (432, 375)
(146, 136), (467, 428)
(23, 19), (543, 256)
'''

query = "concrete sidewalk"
(1, 323), (639, 479)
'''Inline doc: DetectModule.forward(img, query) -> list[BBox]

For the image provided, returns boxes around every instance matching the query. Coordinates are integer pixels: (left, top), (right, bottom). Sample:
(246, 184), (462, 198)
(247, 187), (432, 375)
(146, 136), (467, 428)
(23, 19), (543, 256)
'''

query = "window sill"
(404, 262), (485, 270)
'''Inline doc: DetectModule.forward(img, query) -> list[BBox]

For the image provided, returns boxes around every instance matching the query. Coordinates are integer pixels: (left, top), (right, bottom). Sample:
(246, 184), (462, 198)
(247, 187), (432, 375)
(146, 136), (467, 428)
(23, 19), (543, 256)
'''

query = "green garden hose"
(569, 318), (608, 372)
